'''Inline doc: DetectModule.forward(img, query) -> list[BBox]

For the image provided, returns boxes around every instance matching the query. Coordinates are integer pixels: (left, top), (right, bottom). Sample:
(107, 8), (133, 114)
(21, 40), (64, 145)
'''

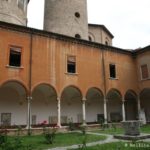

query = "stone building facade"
(0, 0), (149, 128)
(0, 0), (29, 26)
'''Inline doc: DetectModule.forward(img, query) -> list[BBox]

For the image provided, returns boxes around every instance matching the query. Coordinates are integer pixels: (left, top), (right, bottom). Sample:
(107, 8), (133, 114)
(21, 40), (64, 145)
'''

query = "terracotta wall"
(0, 27), (148, 98)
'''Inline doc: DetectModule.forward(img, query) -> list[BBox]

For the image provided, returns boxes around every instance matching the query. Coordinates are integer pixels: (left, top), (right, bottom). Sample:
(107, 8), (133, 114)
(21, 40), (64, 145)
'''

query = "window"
(67, 56), (76, 73)
(89, 36), (92, 41)
(75, 12), (80, 18)
(109, 64), (116, 78)
(18, 0), (26, 11)
(141, 64), (149, 79)
(75, 34), (81, 39)
(9, 47), (21, 67)
(1, 113), (11, 126)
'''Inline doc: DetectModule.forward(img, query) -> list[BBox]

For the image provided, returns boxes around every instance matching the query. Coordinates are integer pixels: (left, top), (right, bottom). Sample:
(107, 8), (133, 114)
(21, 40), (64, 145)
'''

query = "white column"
(26, 96), (32, 130)
(82, 97), (86, 125)
(122, 99), (126, 121)
(104, 98), (108, 124)
(57, 97), (61, 127)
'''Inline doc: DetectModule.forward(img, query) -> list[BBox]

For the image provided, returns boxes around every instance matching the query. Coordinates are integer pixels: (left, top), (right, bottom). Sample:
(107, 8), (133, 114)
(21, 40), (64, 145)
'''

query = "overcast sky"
(27, 0), (150, 49)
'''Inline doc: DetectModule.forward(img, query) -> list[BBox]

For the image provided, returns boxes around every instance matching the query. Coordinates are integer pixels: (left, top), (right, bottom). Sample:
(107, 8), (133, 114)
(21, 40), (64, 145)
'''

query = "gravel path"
(47, 132), (119, 150)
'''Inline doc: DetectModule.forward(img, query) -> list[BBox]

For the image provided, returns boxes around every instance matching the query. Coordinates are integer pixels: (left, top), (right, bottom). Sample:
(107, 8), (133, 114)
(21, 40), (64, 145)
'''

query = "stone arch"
(124, 90), (138, 120)
(0, 80), (28, 126)
(88, 32), (95, 42)
(86, 87), (104, 123)
(106, 88), (122, 122)
(31, 83), (58, 125)
(60, 85), (83, 124)
(140, 88), (150, 123)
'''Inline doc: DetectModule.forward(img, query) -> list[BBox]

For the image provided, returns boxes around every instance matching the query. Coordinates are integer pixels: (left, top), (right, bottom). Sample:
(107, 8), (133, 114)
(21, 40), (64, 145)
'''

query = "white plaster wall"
(86, 100), (104, 122)
(141, 99), (150, 122)
(61, 99), (82, 123)
(32, 91), (57, 124)
(0, 88), (27, 125)
(107, 100), (122, 121)
(125, 100), (137, 120)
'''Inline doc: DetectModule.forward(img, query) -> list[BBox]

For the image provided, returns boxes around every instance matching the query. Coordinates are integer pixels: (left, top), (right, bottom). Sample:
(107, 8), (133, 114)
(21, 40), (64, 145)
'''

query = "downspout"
(102, 49), (107, 124)
(27, 30), (33, 135)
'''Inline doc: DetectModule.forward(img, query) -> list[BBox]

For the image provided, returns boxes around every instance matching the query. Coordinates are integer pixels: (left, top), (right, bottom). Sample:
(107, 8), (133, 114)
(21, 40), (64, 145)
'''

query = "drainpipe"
(27, 30), (33, 135)
(102, 49), (108, 124)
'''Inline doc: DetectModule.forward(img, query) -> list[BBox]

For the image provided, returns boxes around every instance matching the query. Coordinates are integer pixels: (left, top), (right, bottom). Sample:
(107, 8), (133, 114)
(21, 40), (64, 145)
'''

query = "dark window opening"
(109, 64), (116, 78)
(105, 41), (108, 45)
(18, 0), (25, 11)
(75, 12), (80, 18)
(141, 64), (149, 79)
(9, 47), (21, 67)
(67, 56), (76, 73)
(75, 34), (81, 39)
(89, 36), (92, 41)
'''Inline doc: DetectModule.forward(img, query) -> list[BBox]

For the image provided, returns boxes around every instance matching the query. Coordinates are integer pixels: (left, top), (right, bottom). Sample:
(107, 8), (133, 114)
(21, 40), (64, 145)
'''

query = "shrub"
(43, 127), (57, 144)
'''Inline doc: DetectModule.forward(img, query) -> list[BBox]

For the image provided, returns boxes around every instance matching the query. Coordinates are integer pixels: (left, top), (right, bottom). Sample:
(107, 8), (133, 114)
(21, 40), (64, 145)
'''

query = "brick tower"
(44, 0), (88, 40)
(0, 0), (30, 26)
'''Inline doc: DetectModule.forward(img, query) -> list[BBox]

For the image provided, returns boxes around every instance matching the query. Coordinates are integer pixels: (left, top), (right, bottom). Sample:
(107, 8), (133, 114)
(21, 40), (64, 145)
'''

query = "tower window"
(75, 12), (80, 18)
(75, 34), (81, 39)
(141, 64), (149, 79)
(9, 47), (21, 67)
(109, 64), (116, 78)
(89, 36), (92, 41)
(67, 56), (76, 73)
(18, 0), (26, 11)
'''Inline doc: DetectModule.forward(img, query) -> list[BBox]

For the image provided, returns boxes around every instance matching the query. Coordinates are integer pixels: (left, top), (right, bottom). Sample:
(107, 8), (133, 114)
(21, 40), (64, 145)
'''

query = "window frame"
(109, 63), (117, 79)
(7, 45), (23, 68)
(17, 0), (27, 12)
(66, 55), (77, 74)
(140, 64), (149, 80)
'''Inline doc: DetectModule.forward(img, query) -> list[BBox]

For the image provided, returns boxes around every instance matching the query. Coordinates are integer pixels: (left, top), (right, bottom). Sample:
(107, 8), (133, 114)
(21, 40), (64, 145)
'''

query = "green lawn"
(90, 124), (150, 135)
(70, 142), (150, 150)
(6, 132), (106, 150)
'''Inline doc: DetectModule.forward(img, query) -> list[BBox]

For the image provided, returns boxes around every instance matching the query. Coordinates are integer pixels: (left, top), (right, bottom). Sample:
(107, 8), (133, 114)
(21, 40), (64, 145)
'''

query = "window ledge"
(109, 77), (118, 80)
(6, 65), (24, 69)
(141, 78), (150, 81)
(65, 72), (78, 76)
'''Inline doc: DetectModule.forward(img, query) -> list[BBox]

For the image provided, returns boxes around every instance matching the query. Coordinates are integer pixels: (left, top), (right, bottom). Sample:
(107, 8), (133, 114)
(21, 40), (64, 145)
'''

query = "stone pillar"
(104, 98), (108, 124)
(82, 97), (86, 125)
(26, 96), (32, 130)
(57, 97), (61, 127)
(122, 99), (126, 121)
(137, 96), (141, 119)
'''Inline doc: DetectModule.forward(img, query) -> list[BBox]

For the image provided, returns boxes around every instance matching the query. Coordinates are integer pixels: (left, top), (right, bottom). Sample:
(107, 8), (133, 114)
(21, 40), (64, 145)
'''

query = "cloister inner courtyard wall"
(0, 22), (149, 127)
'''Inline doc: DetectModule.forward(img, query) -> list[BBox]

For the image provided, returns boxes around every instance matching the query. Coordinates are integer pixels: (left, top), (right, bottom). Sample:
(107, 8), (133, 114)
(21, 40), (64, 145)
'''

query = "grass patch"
(6, 132), (106, 150)
(90, 124), (150, 135)
(70, 141), (150, 150)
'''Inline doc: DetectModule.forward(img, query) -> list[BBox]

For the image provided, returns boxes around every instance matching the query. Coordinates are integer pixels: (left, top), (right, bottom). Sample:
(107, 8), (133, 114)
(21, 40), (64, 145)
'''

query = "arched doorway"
(32, 84), (57, 125)
(106, 89), (122, 122)
(0, 81), (27, 126)
(86, 88), (104, 123)
(124, 90), (138, 120)
(61, 86), (82, 124)
(140, 88), (150, 123)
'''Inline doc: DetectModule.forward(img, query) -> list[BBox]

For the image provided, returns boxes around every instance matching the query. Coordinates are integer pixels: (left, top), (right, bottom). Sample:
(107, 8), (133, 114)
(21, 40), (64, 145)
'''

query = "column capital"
(27, 96), (32, 100)
(82, 97), (86, 101)
(122, 99), (126, 103)
(104, 98), (108, 103)
(57, 97), (61, 101)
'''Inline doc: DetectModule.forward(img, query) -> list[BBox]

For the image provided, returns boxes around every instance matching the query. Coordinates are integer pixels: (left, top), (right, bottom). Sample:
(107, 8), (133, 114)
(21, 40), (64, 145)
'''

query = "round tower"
(0, 0), (30, 26)
(44, 0), (88, 40)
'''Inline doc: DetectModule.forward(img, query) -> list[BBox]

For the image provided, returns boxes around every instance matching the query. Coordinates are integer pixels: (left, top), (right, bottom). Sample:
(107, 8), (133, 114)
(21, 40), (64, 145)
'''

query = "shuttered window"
(9, 47), (21, 67)
(141, 64), (149, 79)
(67, 56), (76, 73)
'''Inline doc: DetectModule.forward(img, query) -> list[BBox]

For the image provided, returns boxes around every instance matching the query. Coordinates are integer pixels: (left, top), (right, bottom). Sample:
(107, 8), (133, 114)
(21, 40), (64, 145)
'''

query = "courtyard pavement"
(47, 132), (119, 150)
(47, 131), (150, 150)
